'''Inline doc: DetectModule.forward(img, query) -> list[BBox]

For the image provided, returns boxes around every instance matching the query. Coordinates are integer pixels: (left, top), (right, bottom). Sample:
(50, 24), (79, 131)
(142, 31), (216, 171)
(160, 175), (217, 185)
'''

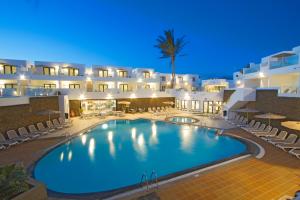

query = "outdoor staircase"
(223, 88), (256, 119)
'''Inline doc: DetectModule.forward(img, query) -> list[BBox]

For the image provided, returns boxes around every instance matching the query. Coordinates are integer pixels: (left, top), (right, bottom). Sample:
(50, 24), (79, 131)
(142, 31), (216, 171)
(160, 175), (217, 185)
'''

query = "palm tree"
(155, 29), (187, 89)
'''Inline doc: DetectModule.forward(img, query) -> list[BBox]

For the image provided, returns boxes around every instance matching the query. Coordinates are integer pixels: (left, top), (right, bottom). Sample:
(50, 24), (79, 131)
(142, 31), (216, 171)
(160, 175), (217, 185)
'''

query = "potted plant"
(0, 164), (30, 200)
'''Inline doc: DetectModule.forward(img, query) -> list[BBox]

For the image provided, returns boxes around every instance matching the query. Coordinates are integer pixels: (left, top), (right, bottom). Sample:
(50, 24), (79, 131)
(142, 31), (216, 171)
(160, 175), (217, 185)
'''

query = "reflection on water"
(68, 151), (72, 161)
(102, 123), (108, 129)
(59, 152), (64, 162)
(131, 128), (136, 141)
(107, 131), (115, 157)
(180, 125), (194, 152)
(89, 138), (95, 160)
(81, 135), (87, 146)
(132, 133), (147, 160)
(150, 123), (158, 146)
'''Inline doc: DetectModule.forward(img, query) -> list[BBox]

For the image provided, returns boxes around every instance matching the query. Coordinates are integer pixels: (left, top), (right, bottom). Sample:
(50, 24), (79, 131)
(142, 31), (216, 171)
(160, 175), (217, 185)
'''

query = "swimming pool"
(168, 116), (197, 124)
(34, 119), (247, 195)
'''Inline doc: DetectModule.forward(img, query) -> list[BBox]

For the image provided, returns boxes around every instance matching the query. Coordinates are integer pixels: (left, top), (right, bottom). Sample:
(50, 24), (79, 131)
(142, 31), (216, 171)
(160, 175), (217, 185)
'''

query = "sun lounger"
(277, 139), (300, 151)
(250, 124), (266, 133)
(47, 121), (59, 131)
(7, 130), (30, 142)
(289, 148), (300, 159)
(270, 134), (297, 145)
(241, 120), (255, 129)
(37, 122), (54, 133)
(58, 117), (72, 128)
(18, 127), (39, 139)
(252, 125), (272, 134)
(28, 124), (48, 135)
(0, 133), (18, 146)
(265, 131), (287, 142)
(243, 122), (261, 132)
(233, 116), (244, 125)
(237, 118), (248, 126)
(52, 119), (63, 129)
(255, 128), (278, 137)
(0, 144), (5, 150)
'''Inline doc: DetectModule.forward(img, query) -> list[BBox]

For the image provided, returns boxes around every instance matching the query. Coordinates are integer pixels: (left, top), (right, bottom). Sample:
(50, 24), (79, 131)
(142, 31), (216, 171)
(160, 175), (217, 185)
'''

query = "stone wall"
(0, 96), (59, 134)
(223, 89), (235, 102)
(241, 90), (300, 135)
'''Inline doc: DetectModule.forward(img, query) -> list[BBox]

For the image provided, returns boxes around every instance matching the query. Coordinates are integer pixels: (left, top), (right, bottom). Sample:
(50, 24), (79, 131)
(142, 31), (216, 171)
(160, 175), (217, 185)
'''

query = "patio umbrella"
(117, 101), (131, 105)
(36, 109), (61, 121)
(233, 108), (259, 121)
(281, 121), (300, 131)
(255, 113), (286, 126)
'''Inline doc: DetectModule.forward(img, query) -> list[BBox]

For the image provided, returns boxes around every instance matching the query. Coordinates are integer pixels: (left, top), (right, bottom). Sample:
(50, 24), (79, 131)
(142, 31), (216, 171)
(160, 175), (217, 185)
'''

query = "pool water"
(169, 116), (196, 123)
(34, 119), (246, 194)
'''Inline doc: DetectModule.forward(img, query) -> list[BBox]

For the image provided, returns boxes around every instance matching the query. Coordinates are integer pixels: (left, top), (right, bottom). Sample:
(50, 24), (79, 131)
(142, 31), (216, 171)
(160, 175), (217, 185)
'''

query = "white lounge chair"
(52, 119), (63, 129)
(18, 127), (39, 139)
(46, 121), (58, 131)
(243, 122), (261, 132)
(289, 148), (300, 159)
(270, 134), (297, 145)
(255, 128), (278, 137)
(252, 125), (272, 135)
(0, 133), (18, 146)
(250, 124), (266, 134)
(28, 124), (48, 135)
(37, 122), (54, 133)
(58, 117), (72, 128)
(7, 130), (30, 142)
(277, 139), (300, 151)
(0, 144), (5, 150)
(266, 131), (287, 142)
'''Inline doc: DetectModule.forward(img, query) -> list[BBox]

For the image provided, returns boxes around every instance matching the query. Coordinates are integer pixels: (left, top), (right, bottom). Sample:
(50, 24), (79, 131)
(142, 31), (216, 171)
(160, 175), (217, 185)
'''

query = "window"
(43, 67), (55, 76)
(177, 76), (183, 81)
(214, 101), (222, 113)
(69, 84), (80, 89)
(44, 84), (56, 89)
(119, 84), (128, 92)
(203, 101), (213, 113)
(118, 70), (128, 78)
(3, 65), (17, 74)
(160, 76), (166, 81)
(160, 85), (166, 91)
(99, 69), (108, 77)
(176, 99), (180, 108)
(181, 100), (188, 109)
(99, 84), (108, 92)
(191, 100), (200, 110)
(145, 84), (150, 89)
(192, 77), (196, 82)
(4, 84), (17, 89)
(192, 87), (196, 91)
(68, 68), (79, 76)
(143, 71), (150, 78)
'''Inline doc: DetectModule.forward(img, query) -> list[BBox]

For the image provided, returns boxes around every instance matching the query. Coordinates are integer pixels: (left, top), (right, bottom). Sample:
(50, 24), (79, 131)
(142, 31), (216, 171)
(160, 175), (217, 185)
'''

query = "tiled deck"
(0, 113), (299, 200)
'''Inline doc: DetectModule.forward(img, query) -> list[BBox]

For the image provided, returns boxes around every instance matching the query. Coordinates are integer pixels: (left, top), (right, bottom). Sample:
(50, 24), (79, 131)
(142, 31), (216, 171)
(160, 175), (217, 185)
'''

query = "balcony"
(270, 55), (299, 69)
(243, 64), (260, 74)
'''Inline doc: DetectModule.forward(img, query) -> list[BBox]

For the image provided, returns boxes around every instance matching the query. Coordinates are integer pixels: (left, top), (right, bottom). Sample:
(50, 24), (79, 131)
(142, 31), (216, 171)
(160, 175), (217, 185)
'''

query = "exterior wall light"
(259, 72), (264, 78)
(236, 80), (241, 85)
(19, 74), (26, 80)
(79, 94), (85, 100)
(86, 77), (92, 81)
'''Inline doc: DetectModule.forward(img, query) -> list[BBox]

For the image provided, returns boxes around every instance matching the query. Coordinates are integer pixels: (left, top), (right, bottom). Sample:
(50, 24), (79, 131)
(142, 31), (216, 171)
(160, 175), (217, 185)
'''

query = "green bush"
(0, 164), (29, 200)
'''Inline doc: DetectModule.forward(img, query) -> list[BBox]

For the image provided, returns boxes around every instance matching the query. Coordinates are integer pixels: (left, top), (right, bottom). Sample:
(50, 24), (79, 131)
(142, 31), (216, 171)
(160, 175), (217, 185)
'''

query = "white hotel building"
(0, 58), (230, 117)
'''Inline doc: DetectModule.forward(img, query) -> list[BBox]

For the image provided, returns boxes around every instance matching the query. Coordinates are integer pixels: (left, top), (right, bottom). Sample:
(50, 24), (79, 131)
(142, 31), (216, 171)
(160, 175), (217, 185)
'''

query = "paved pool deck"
(0, 112), (299, 200)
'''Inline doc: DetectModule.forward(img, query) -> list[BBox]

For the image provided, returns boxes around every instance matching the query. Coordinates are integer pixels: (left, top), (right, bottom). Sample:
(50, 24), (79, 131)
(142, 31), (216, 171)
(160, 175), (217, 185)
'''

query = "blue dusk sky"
(0, 0), (299, 78)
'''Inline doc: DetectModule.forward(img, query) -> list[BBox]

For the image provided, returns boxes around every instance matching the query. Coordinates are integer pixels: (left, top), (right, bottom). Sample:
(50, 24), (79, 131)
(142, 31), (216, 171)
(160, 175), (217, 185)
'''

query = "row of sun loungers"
(148, 106), (175, 115)
(0, 117), (72, 150)
(229, 114), (300, 159)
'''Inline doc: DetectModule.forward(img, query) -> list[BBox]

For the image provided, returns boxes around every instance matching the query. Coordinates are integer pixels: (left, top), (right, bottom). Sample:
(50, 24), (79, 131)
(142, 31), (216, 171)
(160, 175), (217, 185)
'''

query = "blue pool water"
(169, 116), (196, 123)
(34, 119), (246, 194)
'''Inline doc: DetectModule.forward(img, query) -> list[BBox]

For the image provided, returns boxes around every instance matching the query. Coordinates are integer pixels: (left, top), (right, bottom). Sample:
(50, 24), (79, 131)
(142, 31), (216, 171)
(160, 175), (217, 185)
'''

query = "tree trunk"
(171, 56), (175, 89)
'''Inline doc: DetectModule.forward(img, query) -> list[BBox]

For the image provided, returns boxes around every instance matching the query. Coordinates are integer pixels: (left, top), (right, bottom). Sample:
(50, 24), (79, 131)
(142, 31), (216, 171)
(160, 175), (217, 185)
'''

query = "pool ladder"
(140, 170), (159, 192)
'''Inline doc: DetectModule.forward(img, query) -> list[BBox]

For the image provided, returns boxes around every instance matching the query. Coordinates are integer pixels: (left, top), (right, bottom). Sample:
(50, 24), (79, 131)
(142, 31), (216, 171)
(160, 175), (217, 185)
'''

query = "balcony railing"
(270, 55), (299, 69)
(243, 64), (260, 74)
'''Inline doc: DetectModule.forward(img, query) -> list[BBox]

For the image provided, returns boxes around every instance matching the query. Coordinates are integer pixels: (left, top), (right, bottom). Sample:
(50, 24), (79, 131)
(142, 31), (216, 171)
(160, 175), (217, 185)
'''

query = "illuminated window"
(203, 101), (213, 113)
(181, 100), (188, 109)
(119, 84), (128, 92)
(44, 84), (56, 89)
(99, 84), (108, 92)
(69, 84), (80, 89)
(118, 70), (128, 77)
(145, 84), (150, 89)
(142, 71), (150, 78)
(160, 76), (166, 81)
(43, 67), (55, 76)
(68, 68), (79, 76)
(191, 100), (200, 110)
(99, 69), (108, 77)
(2, 65), (17, 74)
(161, 85), (166, 91)
(4, 84), (17, 89)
